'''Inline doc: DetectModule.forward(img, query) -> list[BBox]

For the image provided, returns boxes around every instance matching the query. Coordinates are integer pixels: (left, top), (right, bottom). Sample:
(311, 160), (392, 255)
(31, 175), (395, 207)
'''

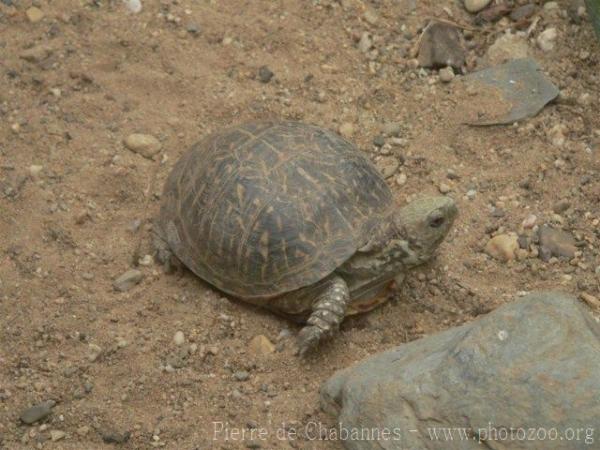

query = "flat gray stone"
(321, 291), (600, 449)
(20, 400), (56, 424)
(462, 58), (558, 125)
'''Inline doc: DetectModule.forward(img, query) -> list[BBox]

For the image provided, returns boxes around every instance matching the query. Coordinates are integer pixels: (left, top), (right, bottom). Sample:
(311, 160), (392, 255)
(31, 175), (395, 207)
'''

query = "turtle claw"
(296, 325), (325, 357)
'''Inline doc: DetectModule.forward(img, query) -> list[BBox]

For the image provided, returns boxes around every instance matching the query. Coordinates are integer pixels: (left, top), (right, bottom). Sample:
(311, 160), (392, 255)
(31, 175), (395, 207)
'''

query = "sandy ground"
(1, 0), (599, 448)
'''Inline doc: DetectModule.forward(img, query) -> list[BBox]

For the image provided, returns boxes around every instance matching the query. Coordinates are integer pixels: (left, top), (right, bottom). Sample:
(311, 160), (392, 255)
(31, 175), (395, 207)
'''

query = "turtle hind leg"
(297, 276), (350, 356)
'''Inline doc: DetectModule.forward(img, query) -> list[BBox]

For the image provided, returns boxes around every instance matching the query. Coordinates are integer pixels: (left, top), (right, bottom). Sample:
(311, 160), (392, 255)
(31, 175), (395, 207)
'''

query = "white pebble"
(138, 254), (154, 266)
(339, 122), (355, 139)
(439, 67), (455, 83)
(395, 173), (407, 186)
(521, 214), (537, 229)
(438, 182), (451, 194)
(123, 0), (142, 13)
(173, 331), (185, 346)
(29, 165), (43, 178)
(358, 32), (372, 53)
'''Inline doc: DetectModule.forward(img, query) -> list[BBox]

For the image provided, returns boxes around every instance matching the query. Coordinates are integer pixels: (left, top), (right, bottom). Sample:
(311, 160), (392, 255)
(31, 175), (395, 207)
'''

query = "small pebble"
(447, 169), (459, 180)
(464, 0), (491, 13)
(373, 135), (385, 147)
(338, 122), (354, 139)
(358, 32), (372, 53)
(486, 33), (529, 65)
(439, 67), (455, 83)
(50, 430), (66, 442)
(538, 225), (577, 259)
(19, 401), (55, 424)
(438, 183), (451, 194)
(138, 254), (154, 266)
(101, 430), (131, 444)
(258, 66), (274, 83)
(113, 269), (144, 292)
(186, 23), (200, 34)
(517, 235), (529, 250)
(485, 234), (519, 262)
(234, 371), (250, 382)
(26, 6), (45, 23)
(173, 331), (185, 346)
(248, 335), (275, 356)
(88, 343), (103, 362)
(577, 93), (591, 107)
(552, 200), (571, 214)
(537, 28), (557, 52)
(376, 157), (400, 179)
(418, 23), (465, 69)
(28, 165), (43, 178)
(124, 134), (162, 159)
(20, 45), (53, 63)
(510, 4), (536, 21)
(363, 8), (378, 25)
(521, 214), (537, 229)
(395, 173), (407, 186)
(123, 0), (142, 13)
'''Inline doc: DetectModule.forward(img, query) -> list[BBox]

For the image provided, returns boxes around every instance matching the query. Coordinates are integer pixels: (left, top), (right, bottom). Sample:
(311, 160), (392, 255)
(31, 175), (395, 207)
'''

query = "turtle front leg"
(152, 231), (182, 273)
(297, 276), (350, 356)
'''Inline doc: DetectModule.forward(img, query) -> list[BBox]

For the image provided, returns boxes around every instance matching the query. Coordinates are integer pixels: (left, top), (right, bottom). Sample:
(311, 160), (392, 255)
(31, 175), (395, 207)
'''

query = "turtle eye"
(428, 213), (445, 228)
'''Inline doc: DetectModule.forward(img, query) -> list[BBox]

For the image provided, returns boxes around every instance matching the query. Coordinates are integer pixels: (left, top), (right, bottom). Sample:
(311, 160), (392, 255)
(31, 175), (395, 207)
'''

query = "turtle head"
(391, 195), (457, 267)
(340, 196), (456, 285)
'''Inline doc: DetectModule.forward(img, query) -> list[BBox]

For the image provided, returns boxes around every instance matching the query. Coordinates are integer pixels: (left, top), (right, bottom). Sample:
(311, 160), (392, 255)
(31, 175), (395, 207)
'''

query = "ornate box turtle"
(155, 121), (457, 354)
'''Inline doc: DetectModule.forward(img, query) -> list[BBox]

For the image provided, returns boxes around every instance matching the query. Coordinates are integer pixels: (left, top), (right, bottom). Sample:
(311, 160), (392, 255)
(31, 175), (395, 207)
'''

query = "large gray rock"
(321, 292), (600, 449)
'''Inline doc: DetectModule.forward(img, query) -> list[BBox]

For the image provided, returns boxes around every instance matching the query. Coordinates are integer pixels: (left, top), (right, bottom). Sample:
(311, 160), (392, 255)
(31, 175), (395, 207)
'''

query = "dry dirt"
(1, 0), (600, 449)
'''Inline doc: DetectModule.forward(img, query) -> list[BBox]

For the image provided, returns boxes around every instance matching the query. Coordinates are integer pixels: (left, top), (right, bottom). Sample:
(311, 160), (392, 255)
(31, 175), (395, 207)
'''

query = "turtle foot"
(152, 232), (180, 273)
(296, 325), (326, 357)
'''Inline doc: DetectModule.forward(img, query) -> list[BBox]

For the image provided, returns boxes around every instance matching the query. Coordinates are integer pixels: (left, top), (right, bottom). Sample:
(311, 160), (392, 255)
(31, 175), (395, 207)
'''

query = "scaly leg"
(297, 276), (350, 356)
(152, 230), (183, 273)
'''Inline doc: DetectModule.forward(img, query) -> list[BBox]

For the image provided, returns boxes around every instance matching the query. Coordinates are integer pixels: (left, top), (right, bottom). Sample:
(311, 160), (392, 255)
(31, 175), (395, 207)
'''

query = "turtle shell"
(157, 121), (394, 299)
